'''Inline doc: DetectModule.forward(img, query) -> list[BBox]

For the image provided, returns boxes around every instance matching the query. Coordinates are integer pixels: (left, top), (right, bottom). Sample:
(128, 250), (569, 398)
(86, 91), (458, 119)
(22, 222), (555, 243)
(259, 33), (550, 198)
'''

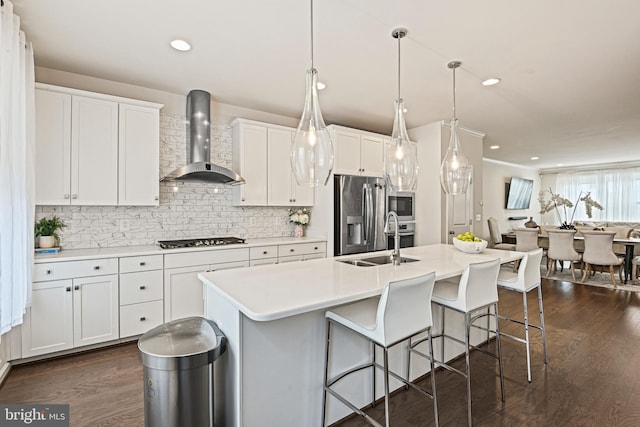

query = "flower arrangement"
(288, 208), (310, 227)
(538, 188), (603, 229)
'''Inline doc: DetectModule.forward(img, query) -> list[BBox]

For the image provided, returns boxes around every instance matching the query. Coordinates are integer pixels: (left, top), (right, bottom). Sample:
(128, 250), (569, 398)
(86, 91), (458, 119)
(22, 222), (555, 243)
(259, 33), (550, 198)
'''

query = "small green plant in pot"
(35, 216), (66, 248)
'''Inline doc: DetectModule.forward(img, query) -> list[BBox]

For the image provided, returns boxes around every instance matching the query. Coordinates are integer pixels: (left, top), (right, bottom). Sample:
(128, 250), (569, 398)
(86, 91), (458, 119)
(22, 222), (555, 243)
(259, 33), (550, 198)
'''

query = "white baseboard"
(0, 359), (11, 386)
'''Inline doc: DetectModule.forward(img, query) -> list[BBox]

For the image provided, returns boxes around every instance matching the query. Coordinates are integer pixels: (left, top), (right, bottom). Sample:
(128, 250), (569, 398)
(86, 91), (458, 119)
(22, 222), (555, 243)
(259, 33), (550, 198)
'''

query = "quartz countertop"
(198, 244), (524, 322)
(34, 236), (327, 263)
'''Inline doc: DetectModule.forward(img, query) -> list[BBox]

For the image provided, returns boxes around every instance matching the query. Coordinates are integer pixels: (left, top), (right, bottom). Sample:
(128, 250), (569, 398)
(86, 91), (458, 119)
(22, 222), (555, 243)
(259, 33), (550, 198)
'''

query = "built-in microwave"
(387, 191), (415, 222)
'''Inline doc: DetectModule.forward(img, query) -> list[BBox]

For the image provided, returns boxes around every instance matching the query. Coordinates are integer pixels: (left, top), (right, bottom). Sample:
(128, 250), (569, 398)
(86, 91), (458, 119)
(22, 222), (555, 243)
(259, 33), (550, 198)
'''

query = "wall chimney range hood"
(161, 90), (245, 185)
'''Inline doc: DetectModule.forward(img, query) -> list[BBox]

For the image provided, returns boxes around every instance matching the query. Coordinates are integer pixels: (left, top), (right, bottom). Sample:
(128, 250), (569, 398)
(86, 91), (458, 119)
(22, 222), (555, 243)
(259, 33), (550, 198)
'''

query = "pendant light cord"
(452, 65), (457, 120)
(397, 35), (401, 100)
(310, 0), (314, 70)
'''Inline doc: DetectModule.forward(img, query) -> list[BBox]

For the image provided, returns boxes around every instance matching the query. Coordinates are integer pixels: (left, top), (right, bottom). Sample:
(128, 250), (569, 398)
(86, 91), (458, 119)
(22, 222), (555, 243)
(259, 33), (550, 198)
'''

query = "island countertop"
(198, 243), (523, 322)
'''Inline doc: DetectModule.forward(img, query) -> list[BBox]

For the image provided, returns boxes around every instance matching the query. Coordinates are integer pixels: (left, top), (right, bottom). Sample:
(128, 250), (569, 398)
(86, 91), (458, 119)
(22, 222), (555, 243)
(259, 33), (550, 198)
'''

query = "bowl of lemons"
(452, 232), (488, 253)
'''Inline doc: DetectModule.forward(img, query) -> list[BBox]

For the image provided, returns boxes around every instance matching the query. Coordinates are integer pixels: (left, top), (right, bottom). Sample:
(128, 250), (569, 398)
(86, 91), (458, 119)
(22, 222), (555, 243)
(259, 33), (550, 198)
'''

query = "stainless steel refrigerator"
(334, 174), (387, 255)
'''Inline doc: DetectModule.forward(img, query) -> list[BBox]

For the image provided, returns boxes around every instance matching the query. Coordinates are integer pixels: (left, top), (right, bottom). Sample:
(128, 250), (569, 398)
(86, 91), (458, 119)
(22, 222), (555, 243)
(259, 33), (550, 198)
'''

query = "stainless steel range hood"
(161, 90), (245, 185)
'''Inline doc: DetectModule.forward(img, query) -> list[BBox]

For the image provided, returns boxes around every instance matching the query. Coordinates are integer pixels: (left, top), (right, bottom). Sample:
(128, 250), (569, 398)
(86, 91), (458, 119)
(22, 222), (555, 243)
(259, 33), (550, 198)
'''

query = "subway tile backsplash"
(36, 113), (296, 249)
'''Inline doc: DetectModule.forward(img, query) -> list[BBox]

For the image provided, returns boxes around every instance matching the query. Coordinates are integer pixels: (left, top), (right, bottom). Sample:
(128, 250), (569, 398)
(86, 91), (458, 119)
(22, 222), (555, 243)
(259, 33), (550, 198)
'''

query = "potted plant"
(35, 216), (66, 248)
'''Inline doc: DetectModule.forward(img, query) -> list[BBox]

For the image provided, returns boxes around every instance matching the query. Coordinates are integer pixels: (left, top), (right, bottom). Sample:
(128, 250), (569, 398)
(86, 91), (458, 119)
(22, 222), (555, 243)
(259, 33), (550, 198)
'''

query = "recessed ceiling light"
(316, 81), (326, 90)
(556, 163), (564, 166)
(170, 39), (191, 52)
(482, 77), (501, 86)
(530, 156), (539, 160)
(489, 145), (500, 150)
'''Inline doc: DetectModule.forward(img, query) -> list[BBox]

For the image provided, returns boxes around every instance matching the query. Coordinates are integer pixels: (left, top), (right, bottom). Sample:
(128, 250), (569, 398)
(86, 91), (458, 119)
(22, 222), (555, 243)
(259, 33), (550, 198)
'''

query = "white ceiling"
(11, 0), (640, 169)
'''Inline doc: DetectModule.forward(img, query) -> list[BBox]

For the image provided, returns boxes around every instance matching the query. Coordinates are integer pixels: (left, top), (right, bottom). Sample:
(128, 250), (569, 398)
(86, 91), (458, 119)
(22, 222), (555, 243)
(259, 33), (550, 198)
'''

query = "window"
(556, 167), (640, 222)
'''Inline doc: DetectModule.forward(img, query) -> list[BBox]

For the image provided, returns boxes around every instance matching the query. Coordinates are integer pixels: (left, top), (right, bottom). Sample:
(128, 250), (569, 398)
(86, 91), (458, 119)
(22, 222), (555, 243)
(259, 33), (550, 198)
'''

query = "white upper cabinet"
(330, 125), (385, 177)
(267, 127), (314, 206)
(35, 84), (163, 206)
(232, 121), (268, 205)
(71, 95), (119, 205)
(232, 118), (313, 207)
(118, 104), (160, 205)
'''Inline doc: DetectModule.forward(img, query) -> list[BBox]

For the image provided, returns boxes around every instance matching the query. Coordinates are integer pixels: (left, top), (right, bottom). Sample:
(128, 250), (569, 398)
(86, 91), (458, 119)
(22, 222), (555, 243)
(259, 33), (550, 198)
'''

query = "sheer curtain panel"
(0, 1), (35, 334)
(556, 167), (640, 222)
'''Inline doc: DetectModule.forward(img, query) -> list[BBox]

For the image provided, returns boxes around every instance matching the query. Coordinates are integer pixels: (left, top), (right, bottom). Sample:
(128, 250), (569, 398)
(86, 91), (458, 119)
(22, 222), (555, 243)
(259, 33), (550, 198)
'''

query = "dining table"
(505, 232), (640, 284)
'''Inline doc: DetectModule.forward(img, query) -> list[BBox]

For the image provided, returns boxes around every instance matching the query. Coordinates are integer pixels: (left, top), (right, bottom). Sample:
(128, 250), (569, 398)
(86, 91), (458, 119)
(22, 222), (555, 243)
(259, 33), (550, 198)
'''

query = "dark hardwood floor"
(1, 278), (640, 426)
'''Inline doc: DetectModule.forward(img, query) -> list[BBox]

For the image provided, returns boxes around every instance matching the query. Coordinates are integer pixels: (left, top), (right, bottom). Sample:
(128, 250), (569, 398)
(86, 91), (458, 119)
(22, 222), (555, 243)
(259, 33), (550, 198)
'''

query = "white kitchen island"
(198, 244), (523, 427)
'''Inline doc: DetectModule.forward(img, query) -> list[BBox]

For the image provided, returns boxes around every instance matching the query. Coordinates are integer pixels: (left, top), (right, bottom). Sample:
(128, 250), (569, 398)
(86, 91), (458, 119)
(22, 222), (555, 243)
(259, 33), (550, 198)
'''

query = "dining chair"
(430, 258), (503, 427)
(581, 231), (623, 286)
(632, 256), (640, 284)
(487, 217), (516, 250)
(546, 229), (581, 281)
(515, 228), (540, 252)
(322, 272), (439, 427)
(497, 248), (547, 382)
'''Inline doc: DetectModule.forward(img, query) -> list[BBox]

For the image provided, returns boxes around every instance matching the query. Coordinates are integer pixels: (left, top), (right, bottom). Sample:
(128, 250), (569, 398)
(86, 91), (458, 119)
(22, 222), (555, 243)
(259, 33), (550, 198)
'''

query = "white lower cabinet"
(22, 280), (74, 357)
(24, 240), (326, 359)
(23, 261), (119, 358)
(72, 274), (119, 347)
(119, 255), (164, 338)
(164, 248), (251, 322)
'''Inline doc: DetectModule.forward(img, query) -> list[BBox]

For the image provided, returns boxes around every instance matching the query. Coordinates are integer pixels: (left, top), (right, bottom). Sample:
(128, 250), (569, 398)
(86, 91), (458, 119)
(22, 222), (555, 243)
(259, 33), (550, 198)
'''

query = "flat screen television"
(505, 176), (534, 210)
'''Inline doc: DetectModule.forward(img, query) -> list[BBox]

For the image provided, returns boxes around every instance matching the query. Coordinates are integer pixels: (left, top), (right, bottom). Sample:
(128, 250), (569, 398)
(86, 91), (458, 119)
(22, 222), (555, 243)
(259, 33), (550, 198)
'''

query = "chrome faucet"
(385, 211), (401, 266)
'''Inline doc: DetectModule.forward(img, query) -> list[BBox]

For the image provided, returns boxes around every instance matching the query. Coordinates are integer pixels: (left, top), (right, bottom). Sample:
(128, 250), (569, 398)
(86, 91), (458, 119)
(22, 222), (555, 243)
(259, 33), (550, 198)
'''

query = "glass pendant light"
(439, 61), (472, 195)
(384, 28), (418, 192)
(290, 0), (334, 187)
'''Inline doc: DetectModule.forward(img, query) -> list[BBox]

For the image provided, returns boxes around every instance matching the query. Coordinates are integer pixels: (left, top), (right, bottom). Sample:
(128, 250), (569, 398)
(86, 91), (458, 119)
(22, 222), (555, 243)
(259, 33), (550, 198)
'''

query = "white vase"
(294, 224), (304, 238)
(39, 235), (56, 248)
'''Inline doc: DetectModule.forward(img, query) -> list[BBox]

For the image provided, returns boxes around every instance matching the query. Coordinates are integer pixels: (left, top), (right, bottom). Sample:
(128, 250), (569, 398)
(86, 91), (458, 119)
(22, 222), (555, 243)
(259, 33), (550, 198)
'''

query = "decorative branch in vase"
(538, 188), (603, 229)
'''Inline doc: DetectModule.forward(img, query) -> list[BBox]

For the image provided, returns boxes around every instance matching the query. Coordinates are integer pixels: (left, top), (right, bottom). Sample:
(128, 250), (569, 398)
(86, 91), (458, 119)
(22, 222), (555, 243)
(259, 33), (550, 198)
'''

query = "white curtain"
(555, 166), (640, 222)
(0, 1), (35, 335)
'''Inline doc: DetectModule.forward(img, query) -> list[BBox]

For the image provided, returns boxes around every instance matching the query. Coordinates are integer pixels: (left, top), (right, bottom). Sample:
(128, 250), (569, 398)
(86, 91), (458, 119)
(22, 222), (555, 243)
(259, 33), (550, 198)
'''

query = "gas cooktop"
(157, 237), (246, 249)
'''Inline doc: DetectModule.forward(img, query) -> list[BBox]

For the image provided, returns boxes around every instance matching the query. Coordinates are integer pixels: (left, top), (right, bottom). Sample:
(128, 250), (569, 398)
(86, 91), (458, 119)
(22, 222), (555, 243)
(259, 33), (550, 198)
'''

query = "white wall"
(482, 159), (541, 240)
(409, 122), (443, 245)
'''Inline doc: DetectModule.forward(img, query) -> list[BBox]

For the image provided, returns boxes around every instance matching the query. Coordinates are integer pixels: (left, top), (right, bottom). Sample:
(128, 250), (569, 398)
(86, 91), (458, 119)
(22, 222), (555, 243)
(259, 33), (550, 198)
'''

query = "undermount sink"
(339, 255), (419, 267)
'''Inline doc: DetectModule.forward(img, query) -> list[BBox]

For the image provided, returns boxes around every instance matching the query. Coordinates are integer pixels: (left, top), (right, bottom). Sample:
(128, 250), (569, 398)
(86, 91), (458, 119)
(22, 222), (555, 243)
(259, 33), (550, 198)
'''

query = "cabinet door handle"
(72, 194), (78, 199)
(140, 317), (146, 321)
(64, 194), (70, 199)
(94, 265), (100, 270)
(74, 285), (80, 291)
(140, 285), (146, 290)
(140, 262), (146, 266)
(154, 196), (159, 201)
(66, 287), (71, 292)
(46, 270), (52, 275)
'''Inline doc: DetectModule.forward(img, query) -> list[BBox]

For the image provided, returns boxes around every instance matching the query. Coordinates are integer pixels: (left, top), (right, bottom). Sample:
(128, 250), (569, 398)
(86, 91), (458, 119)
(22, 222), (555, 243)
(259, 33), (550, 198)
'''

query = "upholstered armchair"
(581, 231), (623, 286)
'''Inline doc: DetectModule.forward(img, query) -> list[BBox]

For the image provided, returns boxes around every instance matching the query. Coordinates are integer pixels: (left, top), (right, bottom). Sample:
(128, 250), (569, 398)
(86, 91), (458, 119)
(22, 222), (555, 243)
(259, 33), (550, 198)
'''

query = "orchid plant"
(538, 188), (603, 229)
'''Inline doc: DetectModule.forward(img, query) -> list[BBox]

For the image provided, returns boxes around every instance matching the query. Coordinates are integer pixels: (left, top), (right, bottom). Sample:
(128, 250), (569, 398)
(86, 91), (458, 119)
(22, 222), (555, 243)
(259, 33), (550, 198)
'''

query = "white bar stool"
(430, 258), (504, 427)
(321, 272), (439, 427)
(496, 248), (548, 382)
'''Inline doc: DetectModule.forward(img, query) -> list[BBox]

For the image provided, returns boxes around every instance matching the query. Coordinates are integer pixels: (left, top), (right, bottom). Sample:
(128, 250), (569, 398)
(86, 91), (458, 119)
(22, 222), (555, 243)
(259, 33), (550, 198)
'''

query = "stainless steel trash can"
(138, 316), (227, 427)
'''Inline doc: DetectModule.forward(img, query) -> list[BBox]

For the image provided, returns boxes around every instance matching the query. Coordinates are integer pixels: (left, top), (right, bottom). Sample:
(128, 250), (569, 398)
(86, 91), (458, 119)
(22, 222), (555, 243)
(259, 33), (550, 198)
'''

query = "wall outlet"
(120, 219), (130, 232)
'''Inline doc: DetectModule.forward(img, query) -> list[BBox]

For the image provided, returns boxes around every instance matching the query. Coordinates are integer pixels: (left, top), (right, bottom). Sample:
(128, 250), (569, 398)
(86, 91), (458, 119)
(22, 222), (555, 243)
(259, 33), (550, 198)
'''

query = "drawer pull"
(66, 287), (71, 292)
(140, 262), (146, 266)
(314, 247), (318, 250)
(94, 265), (100, 270)
(263, 251), (268, 255)
(74, 285), (80, 291)
(140, 317), (146, 321)
(46, 270), (52, 275)
(140, 285), (146, 290)
(290, 249), (295, 252)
